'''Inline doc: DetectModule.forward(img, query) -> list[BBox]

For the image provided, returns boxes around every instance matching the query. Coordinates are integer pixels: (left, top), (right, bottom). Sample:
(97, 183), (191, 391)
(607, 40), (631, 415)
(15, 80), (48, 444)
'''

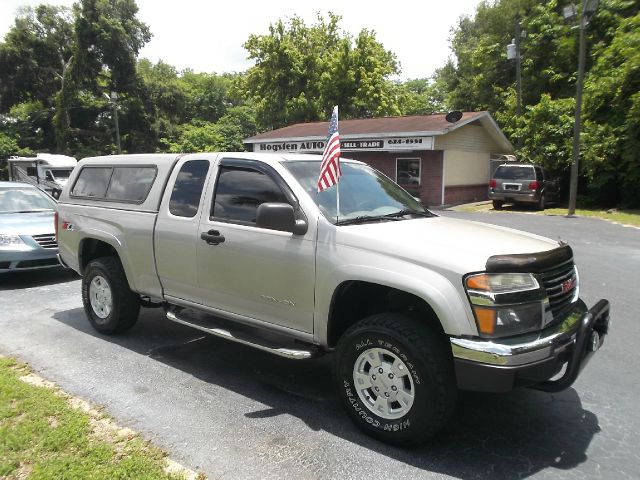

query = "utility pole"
(565, 0), (599, 216)
(507, 22), (524, 148)
(104, 91), (122, 154)
(515, 22), (523, 118)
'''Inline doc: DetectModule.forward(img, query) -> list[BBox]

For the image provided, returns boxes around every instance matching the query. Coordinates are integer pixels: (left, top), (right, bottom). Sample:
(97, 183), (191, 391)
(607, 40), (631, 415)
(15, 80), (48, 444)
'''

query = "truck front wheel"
(82, 256), (140, 334)
(335, 313), (456, 446)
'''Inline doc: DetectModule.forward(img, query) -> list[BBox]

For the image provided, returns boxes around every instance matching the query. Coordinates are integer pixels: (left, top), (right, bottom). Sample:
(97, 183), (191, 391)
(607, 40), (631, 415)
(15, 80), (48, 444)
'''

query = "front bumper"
(450, 299), (610, 392)
(0, 248), (60, 272)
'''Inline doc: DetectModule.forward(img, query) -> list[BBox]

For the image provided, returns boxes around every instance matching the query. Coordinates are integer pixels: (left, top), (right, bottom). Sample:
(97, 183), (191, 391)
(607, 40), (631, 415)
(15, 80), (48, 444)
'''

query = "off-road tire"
(335, 313), (457, 446)
(492, 200), (503, 210)
(82, 256), (140, 334)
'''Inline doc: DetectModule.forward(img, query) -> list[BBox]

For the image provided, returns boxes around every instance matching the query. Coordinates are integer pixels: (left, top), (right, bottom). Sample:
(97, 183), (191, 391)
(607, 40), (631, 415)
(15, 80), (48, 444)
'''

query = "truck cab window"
(71, 167), (112, 198)
(212, 166), (288, 225)
(169, 160), (210, 217)
(106, 167), (157, 203)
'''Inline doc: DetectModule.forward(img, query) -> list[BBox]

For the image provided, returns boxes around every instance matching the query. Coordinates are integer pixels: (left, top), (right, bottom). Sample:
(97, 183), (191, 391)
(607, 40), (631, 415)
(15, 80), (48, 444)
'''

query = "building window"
(396, 158), (421, 187)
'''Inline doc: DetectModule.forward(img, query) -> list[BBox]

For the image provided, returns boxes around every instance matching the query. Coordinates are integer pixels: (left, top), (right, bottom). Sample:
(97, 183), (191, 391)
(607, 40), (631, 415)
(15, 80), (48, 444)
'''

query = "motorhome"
(8, 154), (77, 196)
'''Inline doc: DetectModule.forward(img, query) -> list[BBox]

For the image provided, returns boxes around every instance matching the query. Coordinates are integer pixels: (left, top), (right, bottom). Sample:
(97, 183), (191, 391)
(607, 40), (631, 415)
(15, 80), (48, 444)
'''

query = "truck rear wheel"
(82, 256), (140, 334)
(334, 313), (456, 446)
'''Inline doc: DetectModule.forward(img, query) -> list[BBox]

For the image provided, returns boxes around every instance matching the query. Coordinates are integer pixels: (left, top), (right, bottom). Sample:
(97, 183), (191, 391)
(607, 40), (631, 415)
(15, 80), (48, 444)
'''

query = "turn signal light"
(528, 181), (540, 190)
(472, 307), (496, 335)
(489, 179), (497, 188)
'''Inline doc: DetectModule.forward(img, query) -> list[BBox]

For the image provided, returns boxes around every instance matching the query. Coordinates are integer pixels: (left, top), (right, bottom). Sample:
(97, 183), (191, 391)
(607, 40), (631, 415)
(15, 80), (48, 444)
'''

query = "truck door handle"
(200, 230), (225, 245)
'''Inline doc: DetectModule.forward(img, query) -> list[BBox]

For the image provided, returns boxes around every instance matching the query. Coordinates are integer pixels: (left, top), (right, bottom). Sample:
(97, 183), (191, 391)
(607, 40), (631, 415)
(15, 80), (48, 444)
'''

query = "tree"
(162, 106), (257, 153)
(242, 12), (401, 130)
(582, 8), (640, 206)
(74, 0), (151, 93)
(0, 1), (151, 155)
(397, 78), (447, 115)
(0, 5), (75, 152)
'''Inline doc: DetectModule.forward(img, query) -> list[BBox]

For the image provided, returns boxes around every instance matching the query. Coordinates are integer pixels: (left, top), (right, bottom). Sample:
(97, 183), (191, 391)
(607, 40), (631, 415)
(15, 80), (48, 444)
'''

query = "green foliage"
(582, 9), (640, 206)
(397, 78), (447, 115)
(502, 93), (575, 174)
(74, 0), (151, 92)
(242, 12), (401, 130)
(163, 106), (257, 153)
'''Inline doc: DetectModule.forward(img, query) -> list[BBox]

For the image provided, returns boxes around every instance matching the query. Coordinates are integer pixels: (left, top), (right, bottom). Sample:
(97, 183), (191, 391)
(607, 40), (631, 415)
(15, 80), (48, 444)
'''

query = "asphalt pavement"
(1, 210), (638, 479)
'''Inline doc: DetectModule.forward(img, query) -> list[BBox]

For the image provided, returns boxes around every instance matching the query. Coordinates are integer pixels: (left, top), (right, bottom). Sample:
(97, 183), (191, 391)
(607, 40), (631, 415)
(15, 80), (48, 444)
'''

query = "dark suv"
(489, 163), (559, 210)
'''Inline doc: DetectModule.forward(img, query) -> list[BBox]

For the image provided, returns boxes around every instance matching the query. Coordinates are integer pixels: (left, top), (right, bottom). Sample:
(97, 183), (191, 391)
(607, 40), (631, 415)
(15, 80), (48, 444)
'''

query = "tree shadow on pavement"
(53, 306), (600, 480)
(0, 268), (79, 291)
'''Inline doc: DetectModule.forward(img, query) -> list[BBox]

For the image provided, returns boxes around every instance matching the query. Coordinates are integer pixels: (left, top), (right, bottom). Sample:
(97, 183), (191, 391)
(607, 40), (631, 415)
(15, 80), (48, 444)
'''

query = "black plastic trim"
(485, 245), (573, 274)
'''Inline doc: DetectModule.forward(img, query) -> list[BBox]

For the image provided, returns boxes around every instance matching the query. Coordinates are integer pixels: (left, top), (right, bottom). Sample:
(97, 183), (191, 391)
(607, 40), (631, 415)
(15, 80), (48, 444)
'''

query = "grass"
(0, 357), (195, 480)
(450, 201), (640, 227)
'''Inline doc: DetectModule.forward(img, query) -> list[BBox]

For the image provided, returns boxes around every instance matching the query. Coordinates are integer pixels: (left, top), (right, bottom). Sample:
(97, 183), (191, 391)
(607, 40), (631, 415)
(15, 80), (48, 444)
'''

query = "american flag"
(317, 105), (342, 192)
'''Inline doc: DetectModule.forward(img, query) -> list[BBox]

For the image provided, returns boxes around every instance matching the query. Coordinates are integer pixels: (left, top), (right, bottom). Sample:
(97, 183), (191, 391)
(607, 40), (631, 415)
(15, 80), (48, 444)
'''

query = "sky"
(0, 0), (483, 80)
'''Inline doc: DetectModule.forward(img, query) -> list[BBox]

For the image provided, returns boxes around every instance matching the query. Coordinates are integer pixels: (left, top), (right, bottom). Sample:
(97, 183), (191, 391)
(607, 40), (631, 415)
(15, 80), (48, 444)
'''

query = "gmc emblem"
(561, 278), (575, 294)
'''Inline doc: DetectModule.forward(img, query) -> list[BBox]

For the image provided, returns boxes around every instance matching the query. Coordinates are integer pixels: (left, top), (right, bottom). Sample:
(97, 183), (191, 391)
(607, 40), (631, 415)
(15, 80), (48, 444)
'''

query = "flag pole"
(335, 105), (340, 224)
(336, 176), (340, 224)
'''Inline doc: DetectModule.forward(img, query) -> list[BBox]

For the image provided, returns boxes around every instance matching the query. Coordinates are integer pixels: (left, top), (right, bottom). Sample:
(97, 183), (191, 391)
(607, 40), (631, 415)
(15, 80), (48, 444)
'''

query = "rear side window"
(106, 167), (157, 202)
(71, 167), (112, 198)
(212, 166), (288, 225)
(169, 160), (210, 217)
(71, 166), (157, 203)
(493, 166), (535, 180)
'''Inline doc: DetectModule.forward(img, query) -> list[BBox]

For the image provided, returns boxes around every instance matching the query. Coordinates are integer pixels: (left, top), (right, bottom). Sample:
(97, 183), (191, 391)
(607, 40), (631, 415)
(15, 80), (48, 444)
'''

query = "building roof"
(245, 111), (513, 153)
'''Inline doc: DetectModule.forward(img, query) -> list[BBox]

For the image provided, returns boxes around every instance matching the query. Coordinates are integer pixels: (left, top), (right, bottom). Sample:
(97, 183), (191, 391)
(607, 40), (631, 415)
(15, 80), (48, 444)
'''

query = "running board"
(165, 307), (318, 360)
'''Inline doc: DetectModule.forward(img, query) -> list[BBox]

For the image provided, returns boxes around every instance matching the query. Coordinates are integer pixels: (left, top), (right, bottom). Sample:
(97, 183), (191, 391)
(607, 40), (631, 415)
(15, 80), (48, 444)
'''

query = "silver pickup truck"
(56, 153), (610, 446)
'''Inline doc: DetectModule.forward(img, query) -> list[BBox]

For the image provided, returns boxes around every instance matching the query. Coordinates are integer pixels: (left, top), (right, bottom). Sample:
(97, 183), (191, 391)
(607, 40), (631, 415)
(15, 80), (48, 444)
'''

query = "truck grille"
(539, 259), (577, 317)
(31, 233), (57, 249)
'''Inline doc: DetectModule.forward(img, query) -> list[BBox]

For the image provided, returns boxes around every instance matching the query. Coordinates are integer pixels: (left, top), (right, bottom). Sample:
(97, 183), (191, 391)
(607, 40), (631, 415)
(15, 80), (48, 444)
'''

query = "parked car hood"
(335, 215), (559, 274)
(0, 211), (56, 236)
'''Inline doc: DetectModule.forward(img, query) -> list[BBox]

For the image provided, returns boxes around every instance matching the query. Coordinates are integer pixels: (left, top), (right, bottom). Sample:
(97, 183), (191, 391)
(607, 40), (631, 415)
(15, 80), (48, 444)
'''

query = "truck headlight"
(0, 234), (31, 251)
(464, 273), (550, 338)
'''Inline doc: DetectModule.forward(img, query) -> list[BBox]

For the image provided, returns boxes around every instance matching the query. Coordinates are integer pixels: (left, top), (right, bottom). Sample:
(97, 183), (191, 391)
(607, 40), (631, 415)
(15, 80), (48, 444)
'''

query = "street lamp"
(103, 91), (121, 154)
(564, 0), (599, 216)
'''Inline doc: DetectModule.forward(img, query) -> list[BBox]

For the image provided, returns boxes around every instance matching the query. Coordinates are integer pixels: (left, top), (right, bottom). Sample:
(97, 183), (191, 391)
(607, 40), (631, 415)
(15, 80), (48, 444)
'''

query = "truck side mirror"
(256, 203), (308, 235)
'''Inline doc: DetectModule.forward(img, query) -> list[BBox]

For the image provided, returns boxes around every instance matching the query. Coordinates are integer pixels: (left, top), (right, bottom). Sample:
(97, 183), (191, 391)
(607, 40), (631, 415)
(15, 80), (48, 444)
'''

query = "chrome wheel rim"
(352, 347), (415, 420)
(89, 275), (112, 321)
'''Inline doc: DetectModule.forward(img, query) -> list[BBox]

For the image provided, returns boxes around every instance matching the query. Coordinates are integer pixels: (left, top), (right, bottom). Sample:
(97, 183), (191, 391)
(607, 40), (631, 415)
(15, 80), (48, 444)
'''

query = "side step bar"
(165, 308), (318, 360)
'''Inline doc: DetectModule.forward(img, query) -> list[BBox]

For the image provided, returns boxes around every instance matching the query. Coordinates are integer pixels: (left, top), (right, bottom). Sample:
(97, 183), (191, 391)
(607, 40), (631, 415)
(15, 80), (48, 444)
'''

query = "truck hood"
(335, 215), (559, 274)
(0, 211), (56, 236)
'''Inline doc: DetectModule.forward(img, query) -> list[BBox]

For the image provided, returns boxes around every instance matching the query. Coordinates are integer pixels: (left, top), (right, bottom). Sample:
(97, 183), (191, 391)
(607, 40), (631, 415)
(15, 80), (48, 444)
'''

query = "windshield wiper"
(335, 215), (402, 226)
(382, 209), (434, 218)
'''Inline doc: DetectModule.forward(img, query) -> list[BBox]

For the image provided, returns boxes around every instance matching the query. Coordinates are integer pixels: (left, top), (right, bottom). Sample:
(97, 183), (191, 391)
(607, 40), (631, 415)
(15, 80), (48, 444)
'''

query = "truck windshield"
(50, 169), (71, 179)
(0, 188), (56, 213)
(283, 161), (432, 224)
